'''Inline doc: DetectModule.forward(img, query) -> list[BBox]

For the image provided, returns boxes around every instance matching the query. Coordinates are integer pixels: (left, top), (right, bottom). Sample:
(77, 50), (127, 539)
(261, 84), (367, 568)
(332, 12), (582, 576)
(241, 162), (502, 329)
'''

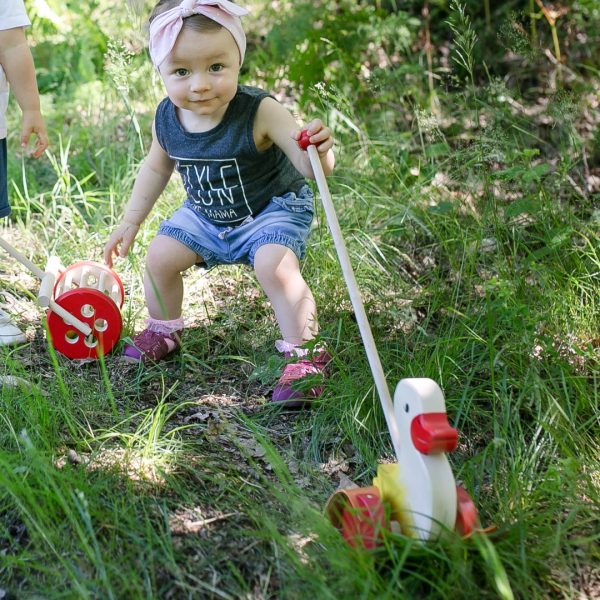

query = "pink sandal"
(272, 349), (332, 407)
(122, 327), (182, 363)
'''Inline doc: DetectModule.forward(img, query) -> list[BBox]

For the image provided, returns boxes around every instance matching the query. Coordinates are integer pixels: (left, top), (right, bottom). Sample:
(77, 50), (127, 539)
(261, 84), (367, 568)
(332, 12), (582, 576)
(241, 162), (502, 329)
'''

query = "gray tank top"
(154, 85), (306, 225)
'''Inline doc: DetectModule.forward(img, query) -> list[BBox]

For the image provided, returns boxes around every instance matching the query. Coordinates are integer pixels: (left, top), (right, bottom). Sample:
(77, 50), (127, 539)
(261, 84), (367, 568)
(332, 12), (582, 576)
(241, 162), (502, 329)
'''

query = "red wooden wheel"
(325, 486), (388, 549)
(46, 288), (122, 359)
(54, 261), (125, 308)
(455, 485), (479, 537)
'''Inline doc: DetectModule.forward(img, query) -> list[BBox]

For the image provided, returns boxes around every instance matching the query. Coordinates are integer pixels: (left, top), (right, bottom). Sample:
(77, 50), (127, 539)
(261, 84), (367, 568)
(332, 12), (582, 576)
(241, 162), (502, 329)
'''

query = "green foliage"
(28, 0), (108, 93)
(258, 0), (421, 108)
(1, 0), (599, 597)
(447, 1), (477, 88)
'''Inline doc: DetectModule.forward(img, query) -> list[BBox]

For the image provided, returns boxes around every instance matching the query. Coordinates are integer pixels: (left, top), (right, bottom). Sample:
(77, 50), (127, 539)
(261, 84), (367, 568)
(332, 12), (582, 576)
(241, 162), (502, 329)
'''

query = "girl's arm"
(103, 123), (175, 266)
(0, 27), (48, 157)
(253, 97), (334, 179)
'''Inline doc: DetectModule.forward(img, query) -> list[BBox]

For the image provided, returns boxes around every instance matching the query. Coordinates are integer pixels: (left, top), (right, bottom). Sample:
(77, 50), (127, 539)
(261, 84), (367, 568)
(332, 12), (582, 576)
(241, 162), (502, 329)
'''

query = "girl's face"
(159, 26), (240, 124)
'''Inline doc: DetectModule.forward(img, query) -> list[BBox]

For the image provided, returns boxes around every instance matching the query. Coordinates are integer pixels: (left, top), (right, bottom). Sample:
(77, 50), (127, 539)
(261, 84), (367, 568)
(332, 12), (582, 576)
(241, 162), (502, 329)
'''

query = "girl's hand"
(294, 119), (334, 157)
(292, 118), (335, 177)
(103, 221), (140, 268)
(21, 110), (48, 158)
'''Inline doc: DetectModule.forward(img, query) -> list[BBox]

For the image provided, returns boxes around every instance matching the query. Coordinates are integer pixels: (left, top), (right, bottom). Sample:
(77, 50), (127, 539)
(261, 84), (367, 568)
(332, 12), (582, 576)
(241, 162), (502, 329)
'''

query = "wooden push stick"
(46, 299), (92, 337)
(0, 236), (45, 279)
(299, 133), (402, 462)
(0, 236), (92, 337)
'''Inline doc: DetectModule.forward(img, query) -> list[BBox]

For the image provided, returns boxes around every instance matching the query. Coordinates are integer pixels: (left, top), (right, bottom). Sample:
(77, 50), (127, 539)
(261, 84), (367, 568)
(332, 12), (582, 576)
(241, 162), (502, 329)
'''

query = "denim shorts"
(0, 138), (9, 218)
(157, 184), (314, 268)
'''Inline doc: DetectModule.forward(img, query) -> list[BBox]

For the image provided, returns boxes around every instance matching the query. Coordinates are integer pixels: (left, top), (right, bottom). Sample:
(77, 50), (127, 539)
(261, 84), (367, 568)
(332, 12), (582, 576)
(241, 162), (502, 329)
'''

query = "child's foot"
(122, 327), (182, 363)
(0, 309), (27, 346)
(272, 349), (332, 407)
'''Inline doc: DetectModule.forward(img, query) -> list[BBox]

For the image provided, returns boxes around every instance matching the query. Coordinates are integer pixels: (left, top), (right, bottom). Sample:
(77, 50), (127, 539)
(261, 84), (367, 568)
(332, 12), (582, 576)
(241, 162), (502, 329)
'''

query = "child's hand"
(21, 110), (48, 158)
(104, 221), (140, 268)
(294, 119), (334, 157)
(292, 118), (335, 177)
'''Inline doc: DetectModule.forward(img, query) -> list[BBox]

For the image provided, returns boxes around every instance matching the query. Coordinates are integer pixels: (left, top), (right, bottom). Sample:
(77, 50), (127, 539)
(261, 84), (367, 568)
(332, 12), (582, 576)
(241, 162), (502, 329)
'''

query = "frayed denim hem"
(248, 233), (305, 266)
(157, 225), (219, 268)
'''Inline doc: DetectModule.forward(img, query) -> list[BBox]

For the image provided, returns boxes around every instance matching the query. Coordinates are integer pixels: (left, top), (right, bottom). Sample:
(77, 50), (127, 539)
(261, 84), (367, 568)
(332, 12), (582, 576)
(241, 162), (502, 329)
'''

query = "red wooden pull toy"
(0, 237), (124, 360)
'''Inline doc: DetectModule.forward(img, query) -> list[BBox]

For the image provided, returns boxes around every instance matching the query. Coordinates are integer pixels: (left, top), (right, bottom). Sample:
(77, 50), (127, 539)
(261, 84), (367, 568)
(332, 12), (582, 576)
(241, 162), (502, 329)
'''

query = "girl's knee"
(146, 236), (195, 275)
(146, 241), (172, 274)
(254, 245), (301, 288)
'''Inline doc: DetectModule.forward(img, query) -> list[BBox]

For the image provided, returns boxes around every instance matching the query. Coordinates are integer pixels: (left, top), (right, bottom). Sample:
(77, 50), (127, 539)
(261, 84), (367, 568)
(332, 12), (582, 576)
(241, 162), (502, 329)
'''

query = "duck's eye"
(404, 403), (409, 413)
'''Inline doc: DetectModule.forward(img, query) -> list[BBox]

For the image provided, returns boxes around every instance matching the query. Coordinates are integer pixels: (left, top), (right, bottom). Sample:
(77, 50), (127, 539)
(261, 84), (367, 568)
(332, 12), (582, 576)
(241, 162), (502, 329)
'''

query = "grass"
(1, 1), (599, 598)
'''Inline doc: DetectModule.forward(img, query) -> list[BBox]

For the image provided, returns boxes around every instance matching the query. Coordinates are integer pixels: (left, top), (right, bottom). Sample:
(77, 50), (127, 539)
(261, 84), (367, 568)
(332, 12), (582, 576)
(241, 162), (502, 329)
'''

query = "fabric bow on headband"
(149, 0), (249, 68)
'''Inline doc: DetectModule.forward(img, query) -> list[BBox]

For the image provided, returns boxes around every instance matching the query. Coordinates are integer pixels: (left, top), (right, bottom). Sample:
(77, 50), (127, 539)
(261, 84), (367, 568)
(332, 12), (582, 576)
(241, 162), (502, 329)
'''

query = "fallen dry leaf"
(336, 472), (359, 491)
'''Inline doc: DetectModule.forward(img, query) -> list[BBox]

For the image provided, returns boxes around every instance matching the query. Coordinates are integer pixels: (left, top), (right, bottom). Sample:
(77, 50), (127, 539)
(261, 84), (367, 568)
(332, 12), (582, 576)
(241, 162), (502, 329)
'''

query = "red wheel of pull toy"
(54, 260), (125, 308)
(46, 288), (122, 359)
(325, 486), (388, 549)
(455, 485), (479, 537)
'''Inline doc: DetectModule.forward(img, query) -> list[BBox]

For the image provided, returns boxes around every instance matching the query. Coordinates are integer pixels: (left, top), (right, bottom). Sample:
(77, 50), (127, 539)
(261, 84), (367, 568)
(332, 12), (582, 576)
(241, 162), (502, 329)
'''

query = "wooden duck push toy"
(298, 132), (479, 546)
(0, 236), (123, 360)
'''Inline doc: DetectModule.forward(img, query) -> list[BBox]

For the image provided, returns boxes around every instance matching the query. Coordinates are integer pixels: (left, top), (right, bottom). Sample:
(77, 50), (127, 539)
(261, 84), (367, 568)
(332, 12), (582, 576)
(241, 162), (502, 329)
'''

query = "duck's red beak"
(411, 413), (458, 454)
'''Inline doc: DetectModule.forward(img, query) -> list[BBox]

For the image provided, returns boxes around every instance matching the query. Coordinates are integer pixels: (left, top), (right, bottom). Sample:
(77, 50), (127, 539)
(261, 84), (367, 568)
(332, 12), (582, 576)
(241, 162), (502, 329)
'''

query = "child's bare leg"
(124, 235), (198, 363)
(255, 244), (329, 404)
(253, 244), (317, 346)
(144, 235), (198, 320)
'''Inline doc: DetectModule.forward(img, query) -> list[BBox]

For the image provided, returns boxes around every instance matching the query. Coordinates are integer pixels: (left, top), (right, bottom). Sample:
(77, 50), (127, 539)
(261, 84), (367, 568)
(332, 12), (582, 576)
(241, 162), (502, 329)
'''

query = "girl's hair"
(149, 0), (224, 33)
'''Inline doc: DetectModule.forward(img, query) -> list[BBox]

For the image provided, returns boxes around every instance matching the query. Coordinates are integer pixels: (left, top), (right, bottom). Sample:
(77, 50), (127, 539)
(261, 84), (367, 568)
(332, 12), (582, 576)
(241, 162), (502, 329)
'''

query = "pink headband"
(149, 0), (249, 67)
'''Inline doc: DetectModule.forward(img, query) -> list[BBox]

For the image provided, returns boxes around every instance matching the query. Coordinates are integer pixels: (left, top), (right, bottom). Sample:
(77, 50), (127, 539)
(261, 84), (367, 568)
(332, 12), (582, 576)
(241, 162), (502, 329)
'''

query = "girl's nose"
(190, 74), (210, 93)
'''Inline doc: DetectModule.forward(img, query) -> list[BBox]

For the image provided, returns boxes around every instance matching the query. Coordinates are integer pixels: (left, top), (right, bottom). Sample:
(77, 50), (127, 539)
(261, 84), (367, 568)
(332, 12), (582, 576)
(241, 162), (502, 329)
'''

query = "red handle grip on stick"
(298, 129), (312, 150)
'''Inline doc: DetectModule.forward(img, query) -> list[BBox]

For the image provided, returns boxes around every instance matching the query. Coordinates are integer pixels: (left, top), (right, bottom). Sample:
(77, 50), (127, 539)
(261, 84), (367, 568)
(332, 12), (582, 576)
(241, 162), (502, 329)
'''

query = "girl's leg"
(254, 244), (329, 405)
(253, 244), (317, 345)
(124, 235), (199, 362)
(145, 235), (199, 320)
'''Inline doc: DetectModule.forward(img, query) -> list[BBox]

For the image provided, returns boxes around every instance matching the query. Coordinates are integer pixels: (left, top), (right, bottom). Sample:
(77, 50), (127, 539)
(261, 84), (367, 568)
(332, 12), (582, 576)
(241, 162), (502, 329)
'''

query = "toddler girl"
(104, 0), (335, 405)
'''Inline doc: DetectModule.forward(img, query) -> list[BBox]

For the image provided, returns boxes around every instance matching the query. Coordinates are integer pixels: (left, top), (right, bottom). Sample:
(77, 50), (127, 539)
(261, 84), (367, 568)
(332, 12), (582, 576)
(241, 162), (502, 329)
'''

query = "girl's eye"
(209, 64), (223, 73)
(175, 68), (188, 77)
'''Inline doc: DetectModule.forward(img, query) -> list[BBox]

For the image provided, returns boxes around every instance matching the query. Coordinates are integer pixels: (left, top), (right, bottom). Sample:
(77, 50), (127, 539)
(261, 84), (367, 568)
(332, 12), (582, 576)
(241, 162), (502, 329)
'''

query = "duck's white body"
(392, 378), (458, 540)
